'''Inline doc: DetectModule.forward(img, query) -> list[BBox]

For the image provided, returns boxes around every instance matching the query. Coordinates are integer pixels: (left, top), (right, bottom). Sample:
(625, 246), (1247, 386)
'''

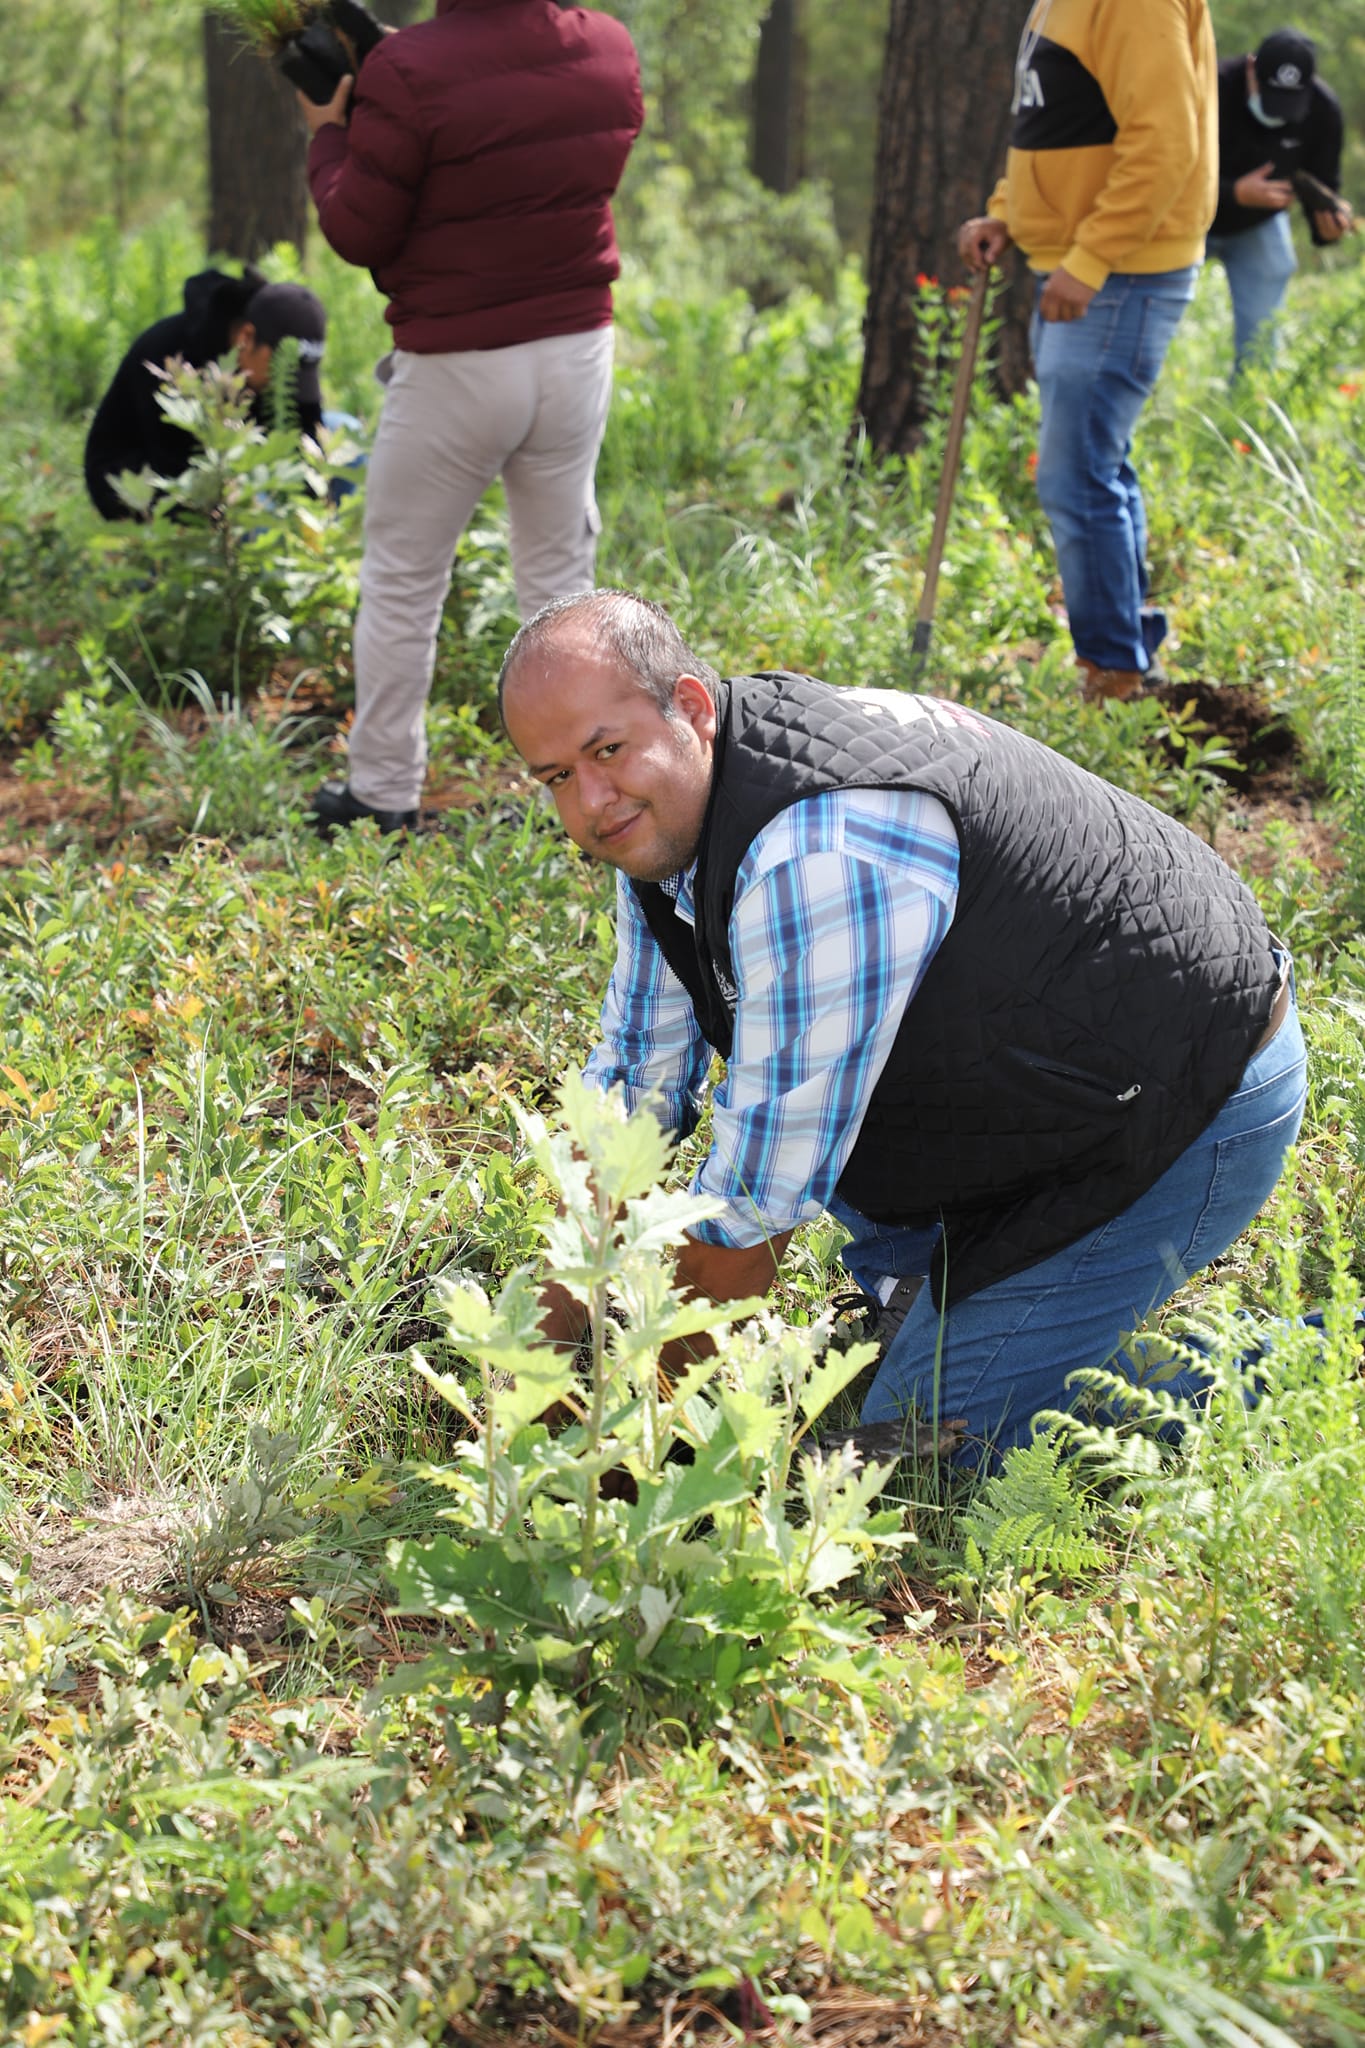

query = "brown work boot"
(1078, 659), (1147, 703)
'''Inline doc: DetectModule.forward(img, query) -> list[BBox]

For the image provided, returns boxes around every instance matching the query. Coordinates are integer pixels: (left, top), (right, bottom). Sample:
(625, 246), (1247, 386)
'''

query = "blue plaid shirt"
(582, 787), (961, 1246)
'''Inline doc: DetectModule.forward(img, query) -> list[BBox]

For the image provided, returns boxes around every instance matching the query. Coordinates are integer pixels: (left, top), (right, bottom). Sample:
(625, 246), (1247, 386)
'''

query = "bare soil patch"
(21, 1494), (188, 1603)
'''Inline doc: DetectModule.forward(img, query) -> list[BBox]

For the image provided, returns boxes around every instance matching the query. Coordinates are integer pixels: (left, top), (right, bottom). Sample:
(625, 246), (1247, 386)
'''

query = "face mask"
(1248, 88), (1288, 129)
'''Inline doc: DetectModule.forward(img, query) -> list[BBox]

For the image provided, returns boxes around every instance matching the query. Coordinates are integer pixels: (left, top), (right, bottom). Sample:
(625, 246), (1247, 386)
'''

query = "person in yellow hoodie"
(958, 0), (1217, 701)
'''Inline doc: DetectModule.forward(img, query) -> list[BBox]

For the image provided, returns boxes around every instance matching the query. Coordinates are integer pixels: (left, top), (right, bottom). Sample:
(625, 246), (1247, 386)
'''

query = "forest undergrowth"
(2, 213), (1365, 2046)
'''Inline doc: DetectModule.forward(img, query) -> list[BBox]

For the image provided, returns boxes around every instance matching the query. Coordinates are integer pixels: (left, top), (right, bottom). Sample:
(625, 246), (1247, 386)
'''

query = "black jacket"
(635, 675), (1279, 1309)
(1212, 56), (1344, 243)
(83, 270), (323, 521)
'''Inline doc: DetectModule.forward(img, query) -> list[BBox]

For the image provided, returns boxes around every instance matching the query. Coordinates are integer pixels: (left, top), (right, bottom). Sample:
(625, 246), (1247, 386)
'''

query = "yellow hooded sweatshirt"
(988, 0), (1217, 290)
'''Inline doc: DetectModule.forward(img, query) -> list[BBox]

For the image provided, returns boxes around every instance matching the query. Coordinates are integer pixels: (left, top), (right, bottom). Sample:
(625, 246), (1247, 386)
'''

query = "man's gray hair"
(497, 588), (721, 726)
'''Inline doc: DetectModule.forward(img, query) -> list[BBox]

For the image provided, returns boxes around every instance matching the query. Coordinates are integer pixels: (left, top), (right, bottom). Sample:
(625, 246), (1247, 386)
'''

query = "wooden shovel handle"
(914, 268), (991, 649)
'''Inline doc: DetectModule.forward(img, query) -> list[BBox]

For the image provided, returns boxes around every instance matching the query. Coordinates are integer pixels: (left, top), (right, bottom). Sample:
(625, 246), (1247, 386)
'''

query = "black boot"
(307, 780), (418, 836)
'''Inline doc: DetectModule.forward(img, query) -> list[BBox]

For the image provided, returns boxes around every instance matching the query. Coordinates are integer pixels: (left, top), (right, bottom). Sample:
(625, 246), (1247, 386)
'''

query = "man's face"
(503, 638), (717, 883)
(234, 324), (274, 392)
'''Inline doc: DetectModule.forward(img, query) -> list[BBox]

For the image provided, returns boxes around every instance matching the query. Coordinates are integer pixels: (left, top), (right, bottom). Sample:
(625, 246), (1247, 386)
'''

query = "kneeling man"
(499, 591), (1305, 1457)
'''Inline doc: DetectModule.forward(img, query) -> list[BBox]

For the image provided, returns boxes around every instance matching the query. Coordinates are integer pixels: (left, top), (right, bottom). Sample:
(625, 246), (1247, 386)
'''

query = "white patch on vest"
(1018, 66), (1045, 109)
(841, 689), (989, 738)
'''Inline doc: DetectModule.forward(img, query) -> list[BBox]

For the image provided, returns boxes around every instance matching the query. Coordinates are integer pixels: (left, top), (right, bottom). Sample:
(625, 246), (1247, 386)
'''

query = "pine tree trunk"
(751, 0), (806, 194)
(203, 10), (308, 261)
(855, 0), (1034, 454)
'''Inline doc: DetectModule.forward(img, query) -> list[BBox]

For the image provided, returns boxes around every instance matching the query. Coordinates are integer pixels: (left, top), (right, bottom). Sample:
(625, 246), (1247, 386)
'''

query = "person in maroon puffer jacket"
(298, 0), (644, 833)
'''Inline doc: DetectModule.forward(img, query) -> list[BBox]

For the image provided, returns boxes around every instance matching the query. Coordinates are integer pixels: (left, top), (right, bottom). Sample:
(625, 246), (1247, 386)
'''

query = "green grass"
(2, 216), (1365, 2044)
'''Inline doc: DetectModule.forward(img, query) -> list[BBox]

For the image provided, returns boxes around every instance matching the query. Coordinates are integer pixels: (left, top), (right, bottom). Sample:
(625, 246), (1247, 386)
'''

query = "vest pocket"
(1005, 1046), (1141, 1117)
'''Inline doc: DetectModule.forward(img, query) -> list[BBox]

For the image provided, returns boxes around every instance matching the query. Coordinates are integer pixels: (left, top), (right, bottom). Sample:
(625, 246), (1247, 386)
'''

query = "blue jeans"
(1032, 266), (1198, 673)
(321, 408), (366, 505)
(836, 995), (1307, 1460)
(1206, 213), (1297, 376)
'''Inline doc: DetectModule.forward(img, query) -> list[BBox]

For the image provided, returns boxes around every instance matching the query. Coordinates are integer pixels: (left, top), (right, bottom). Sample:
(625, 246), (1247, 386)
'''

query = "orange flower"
(1339, 381), (1360, 397)
(1027, 451), (1039, 477)
(915, 272), (939, 289)
(1232, 438), (1252, 454)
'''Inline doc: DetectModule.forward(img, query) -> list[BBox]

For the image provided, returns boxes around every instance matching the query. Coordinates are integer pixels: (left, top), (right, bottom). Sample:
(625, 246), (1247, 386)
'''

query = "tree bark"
(203, 11), (308, 261)
(855, 0), (1034, 455)
(751, 0), (806, 194)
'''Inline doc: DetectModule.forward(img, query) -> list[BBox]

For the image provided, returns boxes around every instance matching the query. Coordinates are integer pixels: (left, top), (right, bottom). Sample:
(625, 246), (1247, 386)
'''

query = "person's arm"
(551, 794), (959, 1369)
(684, 789), (959, 1259)
(1302, 94), (1352, 245)
(655, 793), (960, 1376)
(541, 874), (713, 1356)
(958, 175), (1013, 274)
(1056, 0), (1210, 294)
(1232, 163), (1294, 212)
(581, 872), (713, 1134)
(302, 44), (425, 271)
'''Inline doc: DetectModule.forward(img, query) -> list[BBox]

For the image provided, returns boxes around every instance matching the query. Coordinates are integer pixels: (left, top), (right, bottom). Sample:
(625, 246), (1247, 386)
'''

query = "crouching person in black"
(84, 274), (329, 521)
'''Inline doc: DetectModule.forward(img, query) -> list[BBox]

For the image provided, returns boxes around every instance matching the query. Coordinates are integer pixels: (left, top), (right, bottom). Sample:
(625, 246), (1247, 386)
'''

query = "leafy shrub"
(5, 209), (200, 419)
(390, 1075), (905, 1747)
(96, 356), (362, 693)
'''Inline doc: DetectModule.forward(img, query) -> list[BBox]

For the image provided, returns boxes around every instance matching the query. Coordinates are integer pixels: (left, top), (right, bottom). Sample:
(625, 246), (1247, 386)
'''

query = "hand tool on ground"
(910, 266), (991, 679)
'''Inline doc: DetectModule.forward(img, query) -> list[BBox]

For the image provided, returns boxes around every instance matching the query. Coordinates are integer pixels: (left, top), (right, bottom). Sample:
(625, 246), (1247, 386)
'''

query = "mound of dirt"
(1151, 679), (1302, 798)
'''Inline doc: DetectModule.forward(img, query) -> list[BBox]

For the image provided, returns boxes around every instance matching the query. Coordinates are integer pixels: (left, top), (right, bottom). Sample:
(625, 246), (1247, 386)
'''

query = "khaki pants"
(348, 326), (615, 812)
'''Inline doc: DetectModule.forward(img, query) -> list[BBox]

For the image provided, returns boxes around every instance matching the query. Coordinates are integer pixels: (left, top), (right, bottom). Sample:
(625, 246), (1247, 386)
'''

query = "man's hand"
(298, 72), (352, 136)
(658, 1231), (792, 1381)
(958, 216), (1012, 274)
(1234, 162), (1294, 211)
(1315, 202), (1355, 243)
(533, 1228), (790, 1393)
(1038, 266), (1097, 323)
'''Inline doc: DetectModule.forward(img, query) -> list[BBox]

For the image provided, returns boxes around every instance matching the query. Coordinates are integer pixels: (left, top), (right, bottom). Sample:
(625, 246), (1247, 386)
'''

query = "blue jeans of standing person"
(835, 989), (1306, 1462)
(1032, 266), (1199, 674)
(1206, 212), (1297, 377)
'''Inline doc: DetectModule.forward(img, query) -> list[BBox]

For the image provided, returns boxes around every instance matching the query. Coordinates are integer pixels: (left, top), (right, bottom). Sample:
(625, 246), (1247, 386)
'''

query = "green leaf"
(412, 1356), (477, 1422)
(712, 1640), (743, 1692)
(716, 1389), (784, 1463)
(389, 1535), (554, 1636)
(636, 1585), (678, 1657)
(797, 1341), (878, 1425)
(627, 1454), (752, 1544)
(497, 1350), (579, 1432)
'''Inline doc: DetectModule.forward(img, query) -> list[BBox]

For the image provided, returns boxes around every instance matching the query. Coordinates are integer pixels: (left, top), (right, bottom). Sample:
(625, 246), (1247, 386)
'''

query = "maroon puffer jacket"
(308, 0), (643, 353)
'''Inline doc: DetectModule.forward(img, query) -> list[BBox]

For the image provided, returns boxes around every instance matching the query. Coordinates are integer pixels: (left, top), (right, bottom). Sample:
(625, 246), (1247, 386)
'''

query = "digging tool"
(1288, 165), (1354, 228)
(910, 266), (991, 679)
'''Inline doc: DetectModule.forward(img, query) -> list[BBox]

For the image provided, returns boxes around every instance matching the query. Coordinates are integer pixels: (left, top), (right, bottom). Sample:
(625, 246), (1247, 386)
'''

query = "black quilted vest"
(634, 674), (1279, 1308)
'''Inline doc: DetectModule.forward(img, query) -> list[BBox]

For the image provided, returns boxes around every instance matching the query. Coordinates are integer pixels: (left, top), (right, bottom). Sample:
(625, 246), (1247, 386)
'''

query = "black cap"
(1254, 29), (1316, 123)
(243, 282), (327, 410)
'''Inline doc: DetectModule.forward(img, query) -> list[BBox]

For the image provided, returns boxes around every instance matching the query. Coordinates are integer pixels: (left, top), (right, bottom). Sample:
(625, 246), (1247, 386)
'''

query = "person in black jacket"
(1206, 29), (1354, 376)
(84, 274), (329, 521)
(498, 589), (1308, 1461)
